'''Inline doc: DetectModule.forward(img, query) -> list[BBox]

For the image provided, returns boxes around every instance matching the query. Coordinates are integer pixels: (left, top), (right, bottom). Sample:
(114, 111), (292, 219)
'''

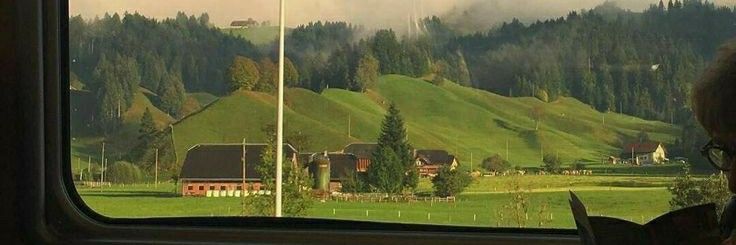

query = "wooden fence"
(329, 194), (456, 203)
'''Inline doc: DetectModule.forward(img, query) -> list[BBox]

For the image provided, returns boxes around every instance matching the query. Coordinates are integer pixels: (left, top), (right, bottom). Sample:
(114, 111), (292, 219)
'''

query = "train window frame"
(21, 0), (581, 243)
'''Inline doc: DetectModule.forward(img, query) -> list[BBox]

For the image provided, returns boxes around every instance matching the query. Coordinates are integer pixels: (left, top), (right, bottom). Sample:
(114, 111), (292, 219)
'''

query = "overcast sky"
(70, 0), (736, 30)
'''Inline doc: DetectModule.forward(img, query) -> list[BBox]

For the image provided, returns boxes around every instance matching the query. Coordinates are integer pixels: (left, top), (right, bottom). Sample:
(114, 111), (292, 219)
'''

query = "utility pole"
(87, 156), (91, 182)
(78, 157), (82, 181)
(154, 148), (159, 188)
(275, 0), (286, 218)
(540, 146), (544, 161)
(470, 152), (473, 172)
(506, 139), (510, 162)
(169, 124), (178, 164)
(100, 142), (105, 185)
(101, 158), (107, 185)
(117, 99), (121, 118)
(242, 138), (247, 216)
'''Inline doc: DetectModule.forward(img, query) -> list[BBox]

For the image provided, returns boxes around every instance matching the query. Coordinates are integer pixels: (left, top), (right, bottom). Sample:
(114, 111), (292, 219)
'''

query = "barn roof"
(415, 149), (456, 165)
(343, 143), (378, 159)
(621, 142), (664, 155)
(179, 143), (297, 180)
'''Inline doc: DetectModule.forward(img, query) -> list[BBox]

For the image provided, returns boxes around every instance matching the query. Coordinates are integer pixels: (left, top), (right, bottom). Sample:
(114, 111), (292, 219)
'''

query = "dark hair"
(693, 42), (736, 138)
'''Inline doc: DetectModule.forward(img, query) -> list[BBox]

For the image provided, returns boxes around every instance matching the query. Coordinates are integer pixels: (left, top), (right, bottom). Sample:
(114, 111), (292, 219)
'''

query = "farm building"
(620, 142), (668, 165)
(179, 143), (298, 197)
(230, 18), (259, 28)
(413, 150), (458, 177)
(342, 143), (376, 172)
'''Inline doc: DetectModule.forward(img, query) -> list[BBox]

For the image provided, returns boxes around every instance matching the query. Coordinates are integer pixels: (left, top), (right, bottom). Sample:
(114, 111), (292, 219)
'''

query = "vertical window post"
(275, 0), (286, 218)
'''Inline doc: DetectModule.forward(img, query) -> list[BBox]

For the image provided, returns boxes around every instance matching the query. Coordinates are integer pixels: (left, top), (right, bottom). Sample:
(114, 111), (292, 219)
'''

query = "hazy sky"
(70, 0), (736, 30)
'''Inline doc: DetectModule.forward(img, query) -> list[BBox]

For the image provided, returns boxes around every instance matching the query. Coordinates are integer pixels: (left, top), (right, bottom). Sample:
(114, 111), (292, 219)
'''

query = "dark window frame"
(15, 0), (580, 244)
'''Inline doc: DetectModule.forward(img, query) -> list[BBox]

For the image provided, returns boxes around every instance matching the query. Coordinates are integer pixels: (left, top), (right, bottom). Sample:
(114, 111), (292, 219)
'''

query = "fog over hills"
(71, 0), (736, 33)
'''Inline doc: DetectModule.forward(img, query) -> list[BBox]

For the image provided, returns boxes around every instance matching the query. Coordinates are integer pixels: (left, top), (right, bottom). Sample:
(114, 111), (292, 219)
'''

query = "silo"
(312, 153), (330, 192)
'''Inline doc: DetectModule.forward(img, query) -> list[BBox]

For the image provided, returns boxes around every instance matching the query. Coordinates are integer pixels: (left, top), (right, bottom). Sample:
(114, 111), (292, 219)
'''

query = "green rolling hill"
(170, 75), (680, 169)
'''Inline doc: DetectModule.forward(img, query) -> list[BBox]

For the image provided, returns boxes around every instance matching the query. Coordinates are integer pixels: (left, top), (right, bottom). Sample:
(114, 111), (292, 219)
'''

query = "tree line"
(70, 12), (260, 132)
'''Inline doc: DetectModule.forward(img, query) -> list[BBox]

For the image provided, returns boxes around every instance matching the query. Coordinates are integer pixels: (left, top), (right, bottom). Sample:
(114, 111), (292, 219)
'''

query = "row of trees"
(227, 56), (299, 92)
(70, 12), (261, 132)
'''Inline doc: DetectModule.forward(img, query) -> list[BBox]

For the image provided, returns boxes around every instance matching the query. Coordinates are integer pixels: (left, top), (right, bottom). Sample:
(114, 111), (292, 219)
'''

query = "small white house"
(621, 142), (667, 165)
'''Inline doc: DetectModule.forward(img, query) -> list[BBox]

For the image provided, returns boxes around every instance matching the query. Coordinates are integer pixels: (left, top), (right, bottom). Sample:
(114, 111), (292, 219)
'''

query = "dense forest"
(70, 0), (736, 169)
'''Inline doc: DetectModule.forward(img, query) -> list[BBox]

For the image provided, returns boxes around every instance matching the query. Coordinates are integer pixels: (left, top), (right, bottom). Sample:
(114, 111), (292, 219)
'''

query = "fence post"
(427, 213), (431, 220)
(473, 214), (476, 222)
(398, 210), (401, 218)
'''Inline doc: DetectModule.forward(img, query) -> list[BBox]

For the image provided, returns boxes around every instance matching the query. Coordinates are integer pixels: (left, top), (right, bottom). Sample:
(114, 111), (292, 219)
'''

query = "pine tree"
(93, 54), (124, 134)
(138, 107), (157, 145)
(368, 102), (417, 191)
(158, 71), (186, 117)
(371, 29), (402, 74)
(367, 146), (404, 194)
(455, 51), (472, 86)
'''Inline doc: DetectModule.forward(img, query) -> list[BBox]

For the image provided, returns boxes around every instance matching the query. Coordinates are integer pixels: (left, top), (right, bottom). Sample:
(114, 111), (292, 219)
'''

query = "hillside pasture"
(171, 75), (680, 168)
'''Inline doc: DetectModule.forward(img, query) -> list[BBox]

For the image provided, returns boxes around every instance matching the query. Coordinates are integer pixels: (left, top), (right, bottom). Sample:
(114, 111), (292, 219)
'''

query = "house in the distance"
(230, 18), (259, 28)
(620, 142), (667, 165)
(342, 143), (377, 172)
(179, 143), (298, 197)
(413, 149), (459, 177)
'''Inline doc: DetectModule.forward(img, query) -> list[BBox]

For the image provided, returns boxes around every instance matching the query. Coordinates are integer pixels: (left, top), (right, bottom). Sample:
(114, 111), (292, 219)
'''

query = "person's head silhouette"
(693, 42), (736, 242)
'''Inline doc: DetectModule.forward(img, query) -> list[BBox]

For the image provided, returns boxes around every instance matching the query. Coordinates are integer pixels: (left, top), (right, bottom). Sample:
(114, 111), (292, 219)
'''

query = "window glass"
(69, 0), (729, 229)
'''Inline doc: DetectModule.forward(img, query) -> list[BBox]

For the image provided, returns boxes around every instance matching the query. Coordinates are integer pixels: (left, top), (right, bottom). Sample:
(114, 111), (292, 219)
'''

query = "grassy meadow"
(70, 75), (685, 229)
(78, 175), (676, 228)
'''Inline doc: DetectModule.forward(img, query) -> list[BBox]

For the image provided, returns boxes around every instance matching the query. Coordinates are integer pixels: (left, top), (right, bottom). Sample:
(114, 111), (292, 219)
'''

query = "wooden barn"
(179, 143), (298, 197)
(342, 143), (376, 172)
